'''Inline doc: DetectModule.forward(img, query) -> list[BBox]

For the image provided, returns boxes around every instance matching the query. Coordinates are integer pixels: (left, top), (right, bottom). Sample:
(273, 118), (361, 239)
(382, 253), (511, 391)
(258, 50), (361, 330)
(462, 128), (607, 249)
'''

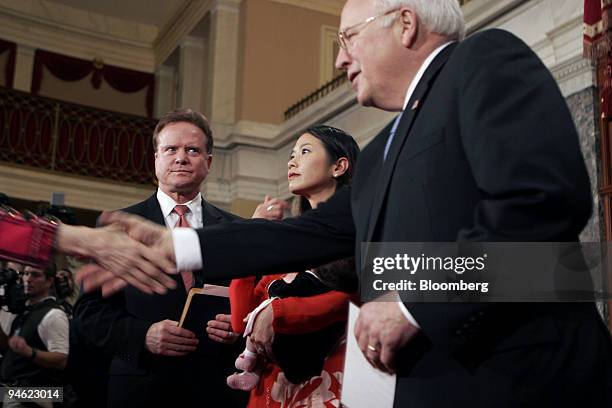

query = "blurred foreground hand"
(72, 211), (177, 296)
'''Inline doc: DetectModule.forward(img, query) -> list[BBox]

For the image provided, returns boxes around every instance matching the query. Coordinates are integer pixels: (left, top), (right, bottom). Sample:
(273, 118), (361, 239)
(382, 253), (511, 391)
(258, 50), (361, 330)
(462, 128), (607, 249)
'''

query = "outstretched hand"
(71, 211), (177, 296)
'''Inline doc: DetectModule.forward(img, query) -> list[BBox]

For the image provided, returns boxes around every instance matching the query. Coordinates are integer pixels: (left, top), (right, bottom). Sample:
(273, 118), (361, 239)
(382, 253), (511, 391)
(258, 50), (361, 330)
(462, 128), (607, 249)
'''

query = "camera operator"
(0, 263), (69, 393)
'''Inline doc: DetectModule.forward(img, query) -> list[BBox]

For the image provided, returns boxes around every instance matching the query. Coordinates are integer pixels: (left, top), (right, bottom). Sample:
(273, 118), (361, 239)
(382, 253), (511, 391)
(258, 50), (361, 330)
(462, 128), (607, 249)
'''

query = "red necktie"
(173, 205), (194, 291)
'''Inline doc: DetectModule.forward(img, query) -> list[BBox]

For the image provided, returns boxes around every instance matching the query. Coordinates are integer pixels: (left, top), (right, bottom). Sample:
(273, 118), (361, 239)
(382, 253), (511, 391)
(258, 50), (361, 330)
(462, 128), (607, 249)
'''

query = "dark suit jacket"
(72, 193), (247, 408)
(195, 30), (612, 407)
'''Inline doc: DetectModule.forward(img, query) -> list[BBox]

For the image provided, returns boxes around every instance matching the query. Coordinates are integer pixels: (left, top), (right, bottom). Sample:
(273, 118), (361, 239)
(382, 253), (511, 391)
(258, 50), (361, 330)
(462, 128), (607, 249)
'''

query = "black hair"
(297, 125), (360, 213)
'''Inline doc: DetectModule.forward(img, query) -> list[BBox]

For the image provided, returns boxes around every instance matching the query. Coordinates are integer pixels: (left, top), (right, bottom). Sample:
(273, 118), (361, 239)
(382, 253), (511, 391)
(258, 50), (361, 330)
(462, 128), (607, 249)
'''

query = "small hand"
(145, 319), (199, 357)
(354, 298), (419, 374)
(207, 314), (240, 344)
(8, 336), (32, 358)
(249, 303), (275, 360)
(252, 196), (290, 220)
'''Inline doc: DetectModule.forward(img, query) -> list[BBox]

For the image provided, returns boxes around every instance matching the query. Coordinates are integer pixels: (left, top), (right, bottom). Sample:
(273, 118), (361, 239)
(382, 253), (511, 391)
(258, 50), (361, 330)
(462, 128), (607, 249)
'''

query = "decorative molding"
(154, 0), (213, 66)
(463, 0), (530, 34)
(0, 0), (156, 71)
(269, 0), (343, 16)
(550, 55), (596, 97)
(320, 25), (339, 85)
(0, 0), (158, 44)
(211, 0), (242, 14)
(0, 164), (153, 211)
(0, 16), (154, 73)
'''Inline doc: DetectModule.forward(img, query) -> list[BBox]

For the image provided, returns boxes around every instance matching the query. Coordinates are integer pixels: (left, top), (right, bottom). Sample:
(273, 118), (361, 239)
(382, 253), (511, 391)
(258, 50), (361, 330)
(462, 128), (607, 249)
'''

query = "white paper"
(201, 284), (229, 298)
(341, 302), (396, 408)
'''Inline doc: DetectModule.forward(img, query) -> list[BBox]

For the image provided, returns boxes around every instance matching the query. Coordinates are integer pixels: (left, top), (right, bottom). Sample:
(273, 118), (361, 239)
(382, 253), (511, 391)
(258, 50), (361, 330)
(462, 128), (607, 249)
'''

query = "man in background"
(0, 263), (68, 400)
(73, 109), (246, 407)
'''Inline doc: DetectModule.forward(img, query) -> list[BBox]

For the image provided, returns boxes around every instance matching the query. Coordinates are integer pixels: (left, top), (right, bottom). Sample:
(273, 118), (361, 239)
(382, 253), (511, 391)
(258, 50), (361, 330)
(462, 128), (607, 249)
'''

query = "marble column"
(154, 64), (176, 118)
(13, 44), (35, 92)
(206, 0), (241, 125)
(177, 36), (205, 111)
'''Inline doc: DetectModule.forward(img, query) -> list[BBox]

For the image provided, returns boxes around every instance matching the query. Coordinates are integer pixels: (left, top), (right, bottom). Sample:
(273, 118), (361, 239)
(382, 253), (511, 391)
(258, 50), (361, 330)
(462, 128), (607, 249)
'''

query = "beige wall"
(238, 0), (339, 124)
(230, 197), (260, 218)
(38, 66), (148, 117)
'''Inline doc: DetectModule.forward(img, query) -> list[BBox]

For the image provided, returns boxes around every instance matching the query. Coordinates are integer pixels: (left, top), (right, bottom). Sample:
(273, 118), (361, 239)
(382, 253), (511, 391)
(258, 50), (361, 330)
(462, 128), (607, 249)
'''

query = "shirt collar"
(26, 296), (56, 306)
(156, 188), (202, 218)
(402, 41), (454, 110)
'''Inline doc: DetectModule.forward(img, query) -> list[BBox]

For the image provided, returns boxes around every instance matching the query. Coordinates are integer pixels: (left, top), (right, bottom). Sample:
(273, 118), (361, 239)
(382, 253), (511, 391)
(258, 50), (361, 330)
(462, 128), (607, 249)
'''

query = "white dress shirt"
(158, 188), (205, 272)
(172, 42), (456, 326)
(394, 41), (454, 328)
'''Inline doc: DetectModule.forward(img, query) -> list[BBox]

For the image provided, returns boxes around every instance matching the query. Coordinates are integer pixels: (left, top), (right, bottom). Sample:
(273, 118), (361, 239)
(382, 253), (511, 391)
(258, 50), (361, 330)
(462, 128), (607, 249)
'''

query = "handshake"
(59, 212), (179, 296)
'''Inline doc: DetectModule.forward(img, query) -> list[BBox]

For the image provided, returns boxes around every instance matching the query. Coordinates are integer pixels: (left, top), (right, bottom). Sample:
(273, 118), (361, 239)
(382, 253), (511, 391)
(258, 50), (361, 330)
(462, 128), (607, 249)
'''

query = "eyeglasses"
(337, 8), (400, 51)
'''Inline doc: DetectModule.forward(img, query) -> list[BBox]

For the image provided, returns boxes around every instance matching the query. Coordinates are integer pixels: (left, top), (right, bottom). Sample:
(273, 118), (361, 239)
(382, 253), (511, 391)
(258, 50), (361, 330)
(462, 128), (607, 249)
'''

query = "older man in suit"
(72, 109), (247, 407)
(87, 1), (612, 406)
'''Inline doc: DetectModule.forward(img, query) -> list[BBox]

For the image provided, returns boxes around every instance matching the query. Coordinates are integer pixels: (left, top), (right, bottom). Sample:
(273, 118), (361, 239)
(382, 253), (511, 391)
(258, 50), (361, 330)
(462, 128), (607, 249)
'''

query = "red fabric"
(173, 205), (194, 291)
(31, 49), (155, 117)
(0, 209), (57, 268)
(229, 274), (351, 407)
(584, 0), (612, 60)
(0, 39), (16, 88)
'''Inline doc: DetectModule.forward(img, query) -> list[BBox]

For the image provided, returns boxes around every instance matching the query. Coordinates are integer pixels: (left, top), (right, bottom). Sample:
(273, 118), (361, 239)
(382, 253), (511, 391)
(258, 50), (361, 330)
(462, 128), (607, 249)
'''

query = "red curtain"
(31, 49), (155, 117)
(584, 0), (612, 60)
(0, 39), (16, 88)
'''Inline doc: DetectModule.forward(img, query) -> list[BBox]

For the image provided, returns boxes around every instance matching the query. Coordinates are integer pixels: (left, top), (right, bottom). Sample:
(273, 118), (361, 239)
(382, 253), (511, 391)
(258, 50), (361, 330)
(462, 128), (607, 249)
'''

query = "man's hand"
(145, 320), (199, 356)
(8, 336), (32, 357)
(207, 314), (239, 344)
(252, 196), (289, 220)
(355, 300), (419, 374)
(249, 303), (275, 360)
(74, 211), (177, 296)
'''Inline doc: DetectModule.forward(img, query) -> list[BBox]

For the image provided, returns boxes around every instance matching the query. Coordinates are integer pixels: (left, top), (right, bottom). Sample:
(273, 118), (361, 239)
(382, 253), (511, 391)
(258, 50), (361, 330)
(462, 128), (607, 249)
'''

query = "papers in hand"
(341, 302), (396, 408)
(178, 285), (230, 349)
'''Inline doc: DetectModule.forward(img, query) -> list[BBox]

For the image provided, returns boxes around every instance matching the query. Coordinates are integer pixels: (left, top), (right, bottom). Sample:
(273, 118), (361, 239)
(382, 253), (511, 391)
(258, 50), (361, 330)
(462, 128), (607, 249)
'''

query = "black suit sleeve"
(406, 30), (592, 345)
(73, 289), (152, 364)
(197, 186), (355, 281)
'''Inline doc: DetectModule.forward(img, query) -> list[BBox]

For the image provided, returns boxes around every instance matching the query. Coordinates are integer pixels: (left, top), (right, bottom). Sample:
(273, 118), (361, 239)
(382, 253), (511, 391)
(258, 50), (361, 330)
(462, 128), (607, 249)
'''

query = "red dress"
(230, 275), (351, 408)
(0, 208), (56, 267)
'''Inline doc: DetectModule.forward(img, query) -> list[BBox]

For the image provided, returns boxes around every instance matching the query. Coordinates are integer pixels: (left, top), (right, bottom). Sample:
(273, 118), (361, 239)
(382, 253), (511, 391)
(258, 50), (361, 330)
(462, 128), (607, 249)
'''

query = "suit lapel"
(143, 194), (166, 226)
(202, 198), (224, 227)
(365, 44), (456, 243)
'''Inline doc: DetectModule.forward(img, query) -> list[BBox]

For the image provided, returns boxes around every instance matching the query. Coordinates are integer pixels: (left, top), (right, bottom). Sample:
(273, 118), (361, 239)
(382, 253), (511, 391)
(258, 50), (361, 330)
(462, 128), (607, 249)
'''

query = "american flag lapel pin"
(411, 100), (420, 111)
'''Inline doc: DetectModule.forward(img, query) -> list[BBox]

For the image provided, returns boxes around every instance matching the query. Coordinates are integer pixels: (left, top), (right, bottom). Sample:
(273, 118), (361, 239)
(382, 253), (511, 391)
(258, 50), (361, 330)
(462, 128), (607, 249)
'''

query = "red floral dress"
(230, 275), (352, 408)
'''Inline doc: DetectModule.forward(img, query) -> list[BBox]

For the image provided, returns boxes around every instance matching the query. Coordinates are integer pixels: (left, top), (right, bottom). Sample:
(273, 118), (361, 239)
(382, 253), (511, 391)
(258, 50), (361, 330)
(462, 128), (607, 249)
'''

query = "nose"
(335, 47), (351, 71)
(288, 157), (297, 170)
(175, 148), (188, 164)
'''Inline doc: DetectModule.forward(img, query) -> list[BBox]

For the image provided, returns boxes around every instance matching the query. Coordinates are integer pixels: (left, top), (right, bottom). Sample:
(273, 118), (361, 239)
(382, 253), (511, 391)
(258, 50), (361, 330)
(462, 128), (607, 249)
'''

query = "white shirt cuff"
(396, 302), (421, 329)
(172, 228), (203, 271)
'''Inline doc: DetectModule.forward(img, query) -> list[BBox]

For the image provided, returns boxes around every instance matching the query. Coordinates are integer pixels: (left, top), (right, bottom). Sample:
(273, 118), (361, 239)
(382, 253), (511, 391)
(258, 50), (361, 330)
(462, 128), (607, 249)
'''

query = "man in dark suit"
(88, 1), (612, 406)
(72, 109), (247, 407)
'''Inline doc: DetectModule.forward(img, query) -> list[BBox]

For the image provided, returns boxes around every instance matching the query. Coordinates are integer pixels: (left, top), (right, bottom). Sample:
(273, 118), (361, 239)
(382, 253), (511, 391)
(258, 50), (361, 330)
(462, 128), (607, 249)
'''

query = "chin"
(356, 92), (373, 107)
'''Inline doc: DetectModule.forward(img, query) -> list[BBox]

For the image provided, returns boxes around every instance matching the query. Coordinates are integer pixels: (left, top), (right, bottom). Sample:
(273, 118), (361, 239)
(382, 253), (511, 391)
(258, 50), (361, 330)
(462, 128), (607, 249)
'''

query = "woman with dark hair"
(226, 125), (360, 407)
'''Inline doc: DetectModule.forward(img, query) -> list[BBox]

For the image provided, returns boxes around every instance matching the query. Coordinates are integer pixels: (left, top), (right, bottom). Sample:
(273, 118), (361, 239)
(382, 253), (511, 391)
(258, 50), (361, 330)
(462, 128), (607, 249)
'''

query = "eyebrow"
(291, 143), (313, 153)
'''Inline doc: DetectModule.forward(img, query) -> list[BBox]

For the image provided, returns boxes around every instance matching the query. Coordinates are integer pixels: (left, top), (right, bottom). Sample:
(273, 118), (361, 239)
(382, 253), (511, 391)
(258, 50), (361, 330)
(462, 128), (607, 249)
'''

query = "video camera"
(0, 267), (27, 314)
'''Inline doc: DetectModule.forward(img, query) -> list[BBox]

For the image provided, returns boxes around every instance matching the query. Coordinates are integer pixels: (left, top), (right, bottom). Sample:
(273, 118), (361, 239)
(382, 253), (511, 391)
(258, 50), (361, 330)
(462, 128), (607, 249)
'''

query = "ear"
(399, 8), (418, 48)
(206, 154), (213, 170)
(332, 157), (350, 178)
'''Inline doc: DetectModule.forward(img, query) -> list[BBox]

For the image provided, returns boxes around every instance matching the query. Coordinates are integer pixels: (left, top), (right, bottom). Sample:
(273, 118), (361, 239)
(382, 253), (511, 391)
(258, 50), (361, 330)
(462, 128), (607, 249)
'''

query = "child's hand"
(250, 303), (275, 360)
